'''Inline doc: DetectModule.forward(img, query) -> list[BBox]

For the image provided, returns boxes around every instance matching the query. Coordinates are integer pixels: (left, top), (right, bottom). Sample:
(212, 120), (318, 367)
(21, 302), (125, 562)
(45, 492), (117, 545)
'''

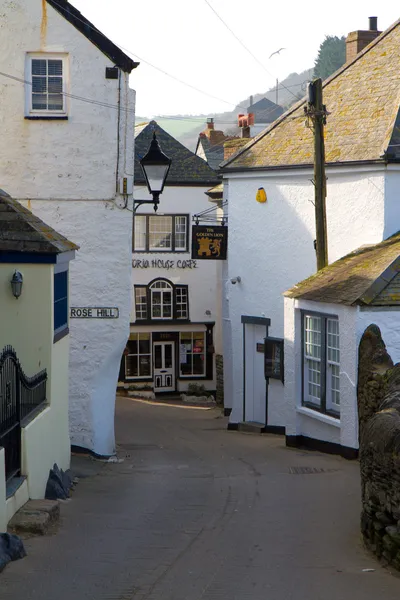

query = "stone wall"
(358, 324), (400, 568)
(215, 354), (224, 406)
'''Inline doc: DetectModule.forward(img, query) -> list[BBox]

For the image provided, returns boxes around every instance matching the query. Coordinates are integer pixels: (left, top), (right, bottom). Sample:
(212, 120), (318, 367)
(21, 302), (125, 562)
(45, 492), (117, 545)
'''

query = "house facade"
(220, 17), (400, 447)
(119, 121), (221, 396)
(0, 0), (137, 456)
(0, 189), (77, 530)
(284, 234), (400, 457)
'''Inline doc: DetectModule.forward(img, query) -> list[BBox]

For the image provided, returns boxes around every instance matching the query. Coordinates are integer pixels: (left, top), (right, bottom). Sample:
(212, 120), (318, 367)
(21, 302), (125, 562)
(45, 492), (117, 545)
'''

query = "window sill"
(25, 115), (69, 121)
(54, 327), (69, 343)
(296, 406), (341, 428)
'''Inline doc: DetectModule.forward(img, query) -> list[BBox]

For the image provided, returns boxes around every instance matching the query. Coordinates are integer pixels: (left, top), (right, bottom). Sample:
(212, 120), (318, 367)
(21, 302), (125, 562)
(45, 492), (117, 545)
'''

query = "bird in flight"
(269, 48), (286, 58)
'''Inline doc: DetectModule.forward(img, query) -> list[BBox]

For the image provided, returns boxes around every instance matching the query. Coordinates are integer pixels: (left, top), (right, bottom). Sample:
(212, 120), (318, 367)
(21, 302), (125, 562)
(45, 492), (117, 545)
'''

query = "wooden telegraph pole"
(305, 78), (328, 270)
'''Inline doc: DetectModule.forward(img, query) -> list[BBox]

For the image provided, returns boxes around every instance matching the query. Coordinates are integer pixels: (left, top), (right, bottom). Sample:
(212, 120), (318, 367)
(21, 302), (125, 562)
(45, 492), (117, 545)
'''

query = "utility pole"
(305, 78), (328, 270)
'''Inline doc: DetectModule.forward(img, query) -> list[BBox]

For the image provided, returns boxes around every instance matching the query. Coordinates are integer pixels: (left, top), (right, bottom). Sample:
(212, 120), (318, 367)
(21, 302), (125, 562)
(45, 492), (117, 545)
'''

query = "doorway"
(153, 341), (175, 392)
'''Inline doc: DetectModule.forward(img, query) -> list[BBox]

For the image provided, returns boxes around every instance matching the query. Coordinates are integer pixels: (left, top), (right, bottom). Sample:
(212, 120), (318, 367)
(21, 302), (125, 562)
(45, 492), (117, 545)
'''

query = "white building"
(219, 17), (400, 450)
(284, 234), (400, 458)
(0, 0), (137, 456)
(119, 121), (221, 396)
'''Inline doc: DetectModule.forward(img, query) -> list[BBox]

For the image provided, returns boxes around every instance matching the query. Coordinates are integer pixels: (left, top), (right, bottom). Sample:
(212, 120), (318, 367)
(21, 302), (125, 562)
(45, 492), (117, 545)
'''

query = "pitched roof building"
(136, 121), (220, 186)
(222, 18), (400, 171)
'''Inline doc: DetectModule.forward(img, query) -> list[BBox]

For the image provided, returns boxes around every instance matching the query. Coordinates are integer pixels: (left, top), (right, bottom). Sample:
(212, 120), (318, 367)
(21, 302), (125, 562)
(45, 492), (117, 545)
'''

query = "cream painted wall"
(0, 0), (135, 456)
(0, 450), (6, 532)
(225, 165), (388, 426)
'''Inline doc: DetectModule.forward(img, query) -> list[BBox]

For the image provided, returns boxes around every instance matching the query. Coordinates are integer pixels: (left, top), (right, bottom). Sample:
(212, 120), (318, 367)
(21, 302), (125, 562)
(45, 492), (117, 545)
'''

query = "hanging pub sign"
(264, 337), (284, 383)
(191, 225), (228, 260)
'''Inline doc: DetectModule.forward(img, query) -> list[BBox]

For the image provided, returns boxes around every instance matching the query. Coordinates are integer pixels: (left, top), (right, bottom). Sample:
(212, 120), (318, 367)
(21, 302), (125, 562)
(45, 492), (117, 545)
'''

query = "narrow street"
(2, 396), (399, 599)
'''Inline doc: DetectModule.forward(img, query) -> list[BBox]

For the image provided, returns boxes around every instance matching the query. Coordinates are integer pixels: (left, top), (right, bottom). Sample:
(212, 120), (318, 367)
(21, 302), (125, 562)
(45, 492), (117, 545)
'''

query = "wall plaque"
(70, 307), (119, 319)
(191, 225), (228, 260)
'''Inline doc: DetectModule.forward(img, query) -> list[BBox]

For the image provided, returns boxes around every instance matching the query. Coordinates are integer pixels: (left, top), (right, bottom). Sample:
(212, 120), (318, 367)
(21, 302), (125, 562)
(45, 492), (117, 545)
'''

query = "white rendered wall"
(284, 298), (359, 449)
(225, 166), (385, 426)
(132, 186), (219, 330)
(0, 1), (135, 455)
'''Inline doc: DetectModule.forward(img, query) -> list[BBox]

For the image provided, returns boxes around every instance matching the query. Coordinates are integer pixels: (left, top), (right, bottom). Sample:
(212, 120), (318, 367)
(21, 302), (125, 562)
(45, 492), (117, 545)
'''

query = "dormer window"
(26, 54), (68, 118)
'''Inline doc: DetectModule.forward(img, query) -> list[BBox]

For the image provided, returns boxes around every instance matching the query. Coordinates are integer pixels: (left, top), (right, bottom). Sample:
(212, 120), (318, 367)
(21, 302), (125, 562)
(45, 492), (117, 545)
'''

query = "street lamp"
(135, 132), (172, 213)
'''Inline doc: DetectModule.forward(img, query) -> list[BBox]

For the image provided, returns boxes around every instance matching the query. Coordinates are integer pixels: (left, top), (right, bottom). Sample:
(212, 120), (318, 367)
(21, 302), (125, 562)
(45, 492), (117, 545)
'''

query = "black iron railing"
(0, 346), (47, 481)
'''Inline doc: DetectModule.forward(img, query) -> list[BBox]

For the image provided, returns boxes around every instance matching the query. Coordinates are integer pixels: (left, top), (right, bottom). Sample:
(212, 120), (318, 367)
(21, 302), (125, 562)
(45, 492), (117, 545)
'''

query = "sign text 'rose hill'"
(191, 226), (228, 260)
(70, 307), (119, 319)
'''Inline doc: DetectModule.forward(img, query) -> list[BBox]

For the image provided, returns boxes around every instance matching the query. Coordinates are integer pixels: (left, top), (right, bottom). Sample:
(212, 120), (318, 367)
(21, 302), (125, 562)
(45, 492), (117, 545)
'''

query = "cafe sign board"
(191, 225), (228, 260)
(70, 307), (119, 319)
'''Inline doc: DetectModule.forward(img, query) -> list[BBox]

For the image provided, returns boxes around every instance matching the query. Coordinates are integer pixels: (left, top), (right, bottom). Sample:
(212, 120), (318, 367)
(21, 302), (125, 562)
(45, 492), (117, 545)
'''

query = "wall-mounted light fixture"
(230, 276), (242, 285)
(134, 132), (172, 213)
(11, 271), (23, 299)
(256, 187), (267, 203)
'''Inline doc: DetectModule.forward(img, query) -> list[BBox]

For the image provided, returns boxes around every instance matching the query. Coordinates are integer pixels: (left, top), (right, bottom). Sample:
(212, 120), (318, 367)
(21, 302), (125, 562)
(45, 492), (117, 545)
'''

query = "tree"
(314, 36), (346, 80)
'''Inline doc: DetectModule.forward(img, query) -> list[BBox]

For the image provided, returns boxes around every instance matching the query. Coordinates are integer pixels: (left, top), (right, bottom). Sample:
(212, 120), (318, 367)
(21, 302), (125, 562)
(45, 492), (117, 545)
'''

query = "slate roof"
(134, 121), (220, 186)
(284, 233), (400, 306)
(196, 137), (225, 171)
(222, 18), (400, 171)
(248, 97), (284, 123)
(0, 189), (78, 255)
(46, 0), (138, 73)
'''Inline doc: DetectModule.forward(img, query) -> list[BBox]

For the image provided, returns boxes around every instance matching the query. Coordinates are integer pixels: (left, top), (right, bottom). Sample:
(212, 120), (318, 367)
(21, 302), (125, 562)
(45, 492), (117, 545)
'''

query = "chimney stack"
(249, 95), (254, 108)
(206, 117), (214, 130)
(346, 17), (381, 63)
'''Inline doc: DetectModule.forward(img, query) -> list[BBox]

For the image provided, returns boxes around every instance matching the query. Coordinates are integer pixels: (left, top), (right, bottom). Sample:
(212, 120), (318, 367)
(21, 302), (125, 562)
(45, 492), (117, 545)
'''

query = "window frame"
(301, 310), (340, 418)
(25, 53), (69, 118)
(134, 280), (189, 323)
(54, 266), (69, 343)
(125, 333), (152, 380)
(132, 214), (190, 253)
(179, 331), (206, 378)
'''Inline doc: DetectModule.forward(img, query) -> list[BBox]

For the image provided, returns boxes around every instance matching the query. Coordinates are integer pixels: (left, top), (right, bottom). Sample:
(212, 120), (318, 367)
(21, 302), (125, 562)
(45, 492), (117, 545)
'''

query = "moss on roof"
(284, 233), (400, 306)
(222, 18), (400, 170)
(135, 121), (220, 186)
(0, 190), (78, 255)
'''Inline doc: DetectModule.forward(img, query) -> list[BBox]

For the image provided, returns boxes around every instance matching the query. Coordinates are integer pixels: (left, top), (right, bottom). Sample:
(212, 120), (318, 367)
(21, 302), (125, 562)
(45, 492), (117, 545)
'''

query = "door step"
(8, 499), (60, 536)
(238, 421), (266, 434)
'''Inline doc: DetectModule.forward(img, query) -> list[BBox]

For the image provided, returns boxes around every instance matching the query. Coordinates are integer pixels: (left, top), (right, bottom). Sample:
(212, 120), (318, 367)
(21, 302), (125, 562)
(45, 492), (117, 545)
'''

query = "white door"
(244, 324), (266, 424)
(153, 342), (175, 392)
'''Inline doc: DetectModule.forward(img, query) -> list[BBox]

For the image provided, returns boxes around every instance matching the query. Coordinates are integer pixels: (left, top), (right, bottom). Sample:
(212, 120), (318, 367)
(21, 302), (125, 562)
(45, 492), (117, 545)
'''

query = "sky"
(72, 0), (399, 118)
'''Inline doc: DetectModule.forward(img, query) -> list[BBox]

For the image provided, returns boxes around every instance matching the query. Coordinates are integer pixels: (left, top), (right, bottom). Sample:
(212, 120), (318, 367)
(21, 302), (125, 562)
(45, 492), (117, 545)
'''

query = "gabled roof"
(46, 0), (138, 73)
(196, 136), (225, 171)
(222, 18), (400, 171)
(0, 190), (78, 255)
(284, 233), (400, 306)
(134, 121), (220, 186)
(248, 97), (284, 123)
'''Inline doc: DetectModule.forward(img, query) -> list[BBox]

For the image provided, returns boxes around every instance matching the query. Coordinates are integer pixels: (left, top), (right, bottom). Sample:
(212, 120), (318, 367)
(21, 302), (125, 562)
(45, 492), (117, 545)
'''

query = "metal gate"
(0, 346), (47, 481)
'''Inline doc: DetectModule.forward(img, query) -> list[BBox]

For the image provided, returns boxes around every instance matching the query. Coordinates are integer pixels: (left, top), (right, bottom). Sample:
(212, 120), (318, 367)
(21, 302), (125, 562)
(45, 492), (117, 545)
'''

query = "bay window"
(303, 312), (340, 416)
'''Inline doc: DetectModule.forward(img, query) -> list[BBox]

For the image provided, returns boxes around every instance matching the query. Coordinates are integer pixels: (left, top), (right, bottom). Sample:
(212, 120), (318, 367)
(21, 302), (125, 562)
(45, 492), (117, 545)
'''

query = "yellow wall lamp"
(256, 187), (267, 203)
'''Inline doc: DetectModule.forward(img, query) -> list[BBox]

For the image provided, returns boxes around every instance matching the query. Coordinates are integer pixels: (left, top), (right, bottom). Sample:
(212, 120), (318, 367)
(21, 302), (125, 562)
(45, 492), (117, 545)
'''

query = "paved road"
(2, 397), (400, 599)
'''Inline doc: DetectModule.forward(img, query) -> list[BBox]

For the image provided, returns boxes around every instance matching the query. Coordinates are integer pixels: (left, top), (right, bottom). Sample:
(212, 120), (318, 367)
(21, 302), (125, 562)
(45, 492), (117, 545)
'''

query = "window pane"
(164, 344), (173, 369)
(149, 217), (172, 249)
(331, 364), (340, 407)
(48, 60), (63, 76)
(327, 318), (340, 364)
(175, 216), (187, 250)
(125, 355), (138, 377)
(181, 353), (192, 375)
(32, 59), (47, 76)
(32, 77), (47, 93)
(304, 315), (321, 359)
(306, 358), (321, 406)
(32, 94), (48, 110)
(154, 345), (162, 369)
(138, 356), (151, 377)
(48, 77), (63, 94)
(134, 216), (146, 250)
(193, 354), (205, 375)
(135, 287), (147, 320)
(48, 95), (63, 110)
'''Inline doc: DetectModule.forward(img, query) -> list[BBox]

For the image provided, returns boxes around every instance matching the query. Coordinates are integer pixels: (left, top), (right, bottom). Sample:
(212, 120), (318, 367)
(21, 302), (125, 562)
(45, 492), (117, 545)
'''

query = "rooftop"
(222, 18), (400, 171)
(0, 190), (79, 255)
(284, 233), (400, 306)
(135, 121), (220, 186)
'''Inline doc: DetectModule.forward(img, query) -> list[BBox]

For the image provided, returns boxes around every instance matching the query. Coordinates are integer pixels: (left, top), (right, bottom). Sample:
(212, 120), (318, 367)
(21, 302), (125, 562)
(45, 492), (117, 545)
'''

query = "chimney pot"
(369, 16), (378, 31)
(206, 117), (214, 130)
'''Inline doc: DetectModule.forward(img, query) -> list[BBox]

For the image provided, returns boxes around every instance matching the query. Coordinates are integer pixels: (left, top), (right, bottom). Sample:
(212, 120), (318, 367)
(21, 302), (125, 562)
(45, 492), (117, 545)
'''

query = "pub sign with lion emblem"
(191, 226), (228, 260)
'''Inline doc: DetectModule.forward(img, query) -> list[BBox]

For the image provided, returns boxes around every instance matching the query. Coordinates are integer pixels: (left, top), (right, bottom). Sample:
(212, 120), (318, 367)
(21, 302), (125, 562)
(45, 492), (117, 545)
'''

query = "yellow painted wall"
(0, 449), (6, 531)
(0, 262), (71, 519)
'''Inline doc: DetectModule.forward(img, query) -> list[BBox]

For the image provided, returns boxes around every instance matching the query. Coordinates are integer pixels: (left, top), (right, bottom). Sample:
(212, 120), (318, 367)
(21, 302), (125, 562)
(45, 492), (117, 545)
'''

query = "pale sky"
(72, 0), (399, 117)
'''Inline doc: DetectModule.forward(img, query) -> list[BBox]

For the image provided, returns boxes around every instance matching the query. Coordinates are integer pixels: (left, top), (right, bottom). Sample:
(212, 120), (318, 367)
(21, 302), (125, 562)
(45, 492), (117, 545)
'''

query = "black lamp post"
(134, 132), (172, 213)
